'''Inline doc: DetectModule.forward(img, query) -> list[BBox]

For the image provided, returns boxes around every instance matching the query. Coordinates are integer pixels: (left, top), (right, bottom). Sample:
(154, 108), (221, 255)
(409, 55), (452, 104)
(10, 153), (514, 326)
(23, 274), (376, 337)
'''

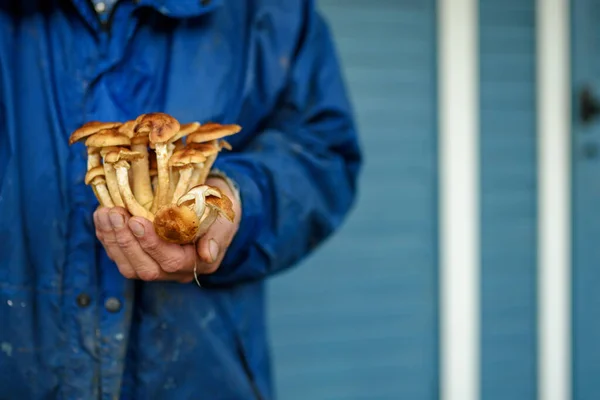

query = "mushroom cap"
(88, 146), (101, 155)
(117, 120), (137, 139)
(153, 204), (200, 244)
(131, 135), (150, 145)
(99, 146), (125, 158)
(205, 188), (235, 222)
(105, 149), (144, 164)
(134, 112), (181, 144)
(85, 166), (106, 185)
(220, 140), (232, 151)
(85, 128), (131, 147)
(90, 176), (106, 185)
(168, 148), (208, 167)
(186, 142), (220, 157)
(187, 123), (241, 143)
(170, 122), (201, 143)
(69, 121), (122, 145)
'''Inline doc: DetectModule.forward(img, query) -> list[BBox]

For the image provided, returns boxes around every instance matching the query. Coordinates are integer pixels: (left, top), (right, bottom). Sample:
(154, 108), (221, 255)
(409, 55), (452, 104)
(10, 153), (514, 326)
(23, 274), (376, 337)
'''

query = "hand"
(93, 177), (241, 283)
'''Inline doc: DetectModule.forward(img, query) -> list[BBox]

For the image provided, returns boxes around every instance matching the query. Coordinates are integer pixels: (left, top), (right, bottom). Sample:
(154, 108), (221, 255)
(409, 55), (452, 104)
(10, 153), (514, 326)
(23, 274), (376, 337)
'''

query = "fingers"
(94, 207), (193, 282)
(94, 208), (138, 279)
(127, 216), (197, 274)
(106, 207), (164, 281)
(195, 216), (238, 275)
(193, 176), (243, 275)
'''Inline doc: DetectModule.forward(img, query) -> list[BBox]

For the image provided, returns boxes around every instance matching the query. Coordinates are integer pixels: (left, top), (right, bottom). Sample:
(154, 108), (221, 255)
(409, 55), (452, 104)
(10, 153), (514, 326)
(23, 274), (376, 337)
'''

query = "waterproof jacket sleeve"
(204, 5), (362, 287)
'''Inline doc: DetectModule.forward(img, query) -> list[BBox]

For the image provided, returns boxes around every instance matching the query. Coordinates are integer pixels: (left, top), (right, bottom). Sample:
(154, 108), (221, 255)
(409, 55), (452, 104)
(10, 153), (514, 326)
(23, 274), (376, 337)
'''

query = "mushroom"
(105, 149), (155, 221)
(186, 123), (242, 144)
(69, 121), (122, 172)
(186, 140), (233, 186)
(153, 185), (235, 244)
(134, 113), (181, 211)
(186, 123), (240, 185)
(194, 187), (235, 236)
(152, 121), (200, 201)
(86, 129), (131, 208)
(184, 142), (219, 186)
(168, 147), (208, 204)
(128, 131), (154, 210)
(84, 166), (114, 207)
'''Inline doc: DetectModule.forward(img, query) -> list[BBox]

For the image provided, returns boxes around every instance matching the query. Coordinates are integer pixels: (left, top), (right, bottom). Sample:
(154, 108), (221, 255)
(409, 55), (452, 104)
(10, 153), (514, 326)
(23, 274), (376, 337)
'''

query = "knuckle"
(102, 235), (119, 247)
(140, 237), (161, 253)
(161, 257), (184, 273)
(137, 269), (161, 282)
(116, 234), (136, 248)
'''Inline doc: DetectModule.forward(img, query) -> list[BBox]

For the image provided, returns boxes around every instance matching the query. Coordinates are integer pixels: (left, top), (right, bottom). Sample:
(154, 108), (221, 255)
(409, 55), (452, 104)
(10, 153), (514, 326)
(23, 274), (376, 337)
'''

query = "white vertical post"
(438, 0), (480, 399)
(536, 0), (572, 399)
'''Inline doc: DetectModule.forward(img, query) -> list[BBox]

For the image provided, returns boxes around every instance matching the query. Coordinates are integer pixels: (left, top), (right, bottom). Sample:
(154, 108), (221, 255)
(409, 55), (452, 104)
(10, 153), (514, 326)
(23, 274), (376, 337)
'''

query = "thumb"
(195, 217), (237, 268)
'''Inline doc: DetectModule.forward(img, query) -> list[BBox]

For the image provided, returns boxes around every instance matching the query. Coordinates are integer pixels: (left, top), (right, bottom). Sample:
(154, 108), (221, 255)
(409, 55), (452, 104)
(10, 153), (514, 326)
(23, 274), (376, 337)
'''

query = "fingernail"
(129, 219), (145, 237)
(209, 240), (219, 263)
(109, 212), (124, 229)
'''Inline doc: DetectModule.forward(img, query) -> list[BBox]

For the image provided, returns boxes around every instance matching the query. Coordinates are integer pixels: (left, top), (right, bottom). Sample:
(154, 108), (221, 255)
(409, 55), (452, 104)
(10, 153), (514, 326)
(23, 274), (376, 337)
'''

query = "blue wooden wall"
(266, 0), (439, 399)
(571, 0), (600, 398)
(479, 1), (538, 399)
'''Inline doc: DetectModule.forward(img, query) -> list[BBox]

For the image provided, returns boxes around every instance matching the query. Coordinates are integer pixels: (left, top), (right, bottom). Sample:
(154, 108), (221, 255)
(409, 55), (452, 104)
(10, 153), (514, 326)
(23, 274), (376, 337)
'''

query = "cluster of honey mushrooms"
(69, 113), (241, 245)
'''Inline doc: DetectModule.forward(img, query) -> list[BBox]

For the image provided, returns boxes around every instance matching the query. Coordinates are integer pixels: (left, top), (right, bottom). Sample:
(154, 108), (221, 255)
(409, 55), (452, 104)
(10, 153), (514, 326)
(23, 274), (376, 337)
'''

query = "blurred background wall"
(263, 0), (596, 399)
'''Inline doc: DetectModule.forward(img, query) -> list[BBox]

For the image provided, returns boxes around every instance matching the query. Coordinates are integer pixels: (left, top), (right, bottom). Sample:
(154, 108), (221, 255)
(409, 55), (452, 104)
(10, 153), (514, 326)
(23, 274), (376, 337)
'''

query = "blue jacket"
(0, 0), (361, 399)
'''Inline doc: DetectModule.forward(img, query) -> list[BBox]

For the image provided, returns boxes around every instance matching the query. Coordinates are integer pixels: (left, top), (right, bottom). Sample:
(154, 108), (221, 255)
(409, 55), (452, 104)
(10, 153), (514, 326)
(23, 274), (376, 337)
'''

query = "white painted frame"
(536, 0), (572, 399)
(438, 0), (480, 399)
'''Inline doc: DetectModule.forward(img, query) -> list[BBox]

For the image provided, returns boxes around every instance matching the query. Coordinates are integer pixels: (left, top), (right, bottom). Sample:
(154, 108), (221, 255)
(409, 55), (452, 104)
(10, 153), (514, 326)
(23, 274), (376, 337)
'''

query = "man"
(0, 0), (361, 398)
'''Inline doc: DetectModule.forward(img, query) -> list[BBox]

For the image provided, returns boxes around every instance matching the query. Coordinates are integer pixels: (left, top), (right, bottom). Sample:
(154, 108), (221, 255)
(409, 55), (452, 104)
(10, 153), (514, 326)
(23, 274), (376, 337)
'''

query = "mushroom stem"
(167, 142), (178, 203)
(151, 173), (158, 194)
(196, 208), (218, 237)
(189, 163), (205, 188)
(115, 160), (155, 221)
(194, 153), (217, 186)
(92, 177), (115, 207)
(171, 166), (194, 204)
(103, 162), (125, 208)
(130, 142), (154, 210)
(87, 148), (101, 170)
(154, 143), (171, 212)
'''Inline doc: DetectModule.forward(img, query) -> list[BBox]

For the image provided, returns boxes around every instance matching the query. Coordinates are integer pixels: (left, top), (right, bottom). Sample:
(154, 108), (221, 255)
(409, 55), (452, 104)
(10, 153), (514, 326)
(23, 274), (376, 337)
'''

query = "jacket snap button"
(104, 297), (122, 313)
(76, 293), (91, 308)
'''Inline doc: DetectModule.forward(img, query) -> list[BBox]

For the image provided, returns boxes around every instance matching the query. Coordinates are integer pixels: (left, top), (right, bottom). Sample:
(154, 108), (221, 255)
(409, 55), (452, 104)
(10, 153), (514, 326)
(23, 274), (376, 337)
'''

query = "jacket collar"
(71, 0), (222, 27)
(132, 0), (223, 18)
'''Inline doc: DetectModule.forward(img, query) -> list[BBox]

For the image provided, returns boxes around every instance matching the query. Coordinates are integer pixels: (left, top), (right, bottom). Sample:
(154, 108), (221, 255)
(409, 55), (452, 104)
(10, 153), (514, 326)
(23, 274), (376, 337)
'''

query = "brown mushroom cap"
(117, 120), (137, 139)
(99, 146), (125, 158)
(134, 112), (181, 144)
(85, 128), (131, 147)
(168, 148), (208, 167)
(105, 149), (144, 164)
(220, 140), (233, 151)
(69, 121), (122, 145)
(187, 123), (241, 144)
(206, 189), (235, 222)
(85, 166), (106, 185)
(153, 204), (200, 244)
(186, 142), (221, 157)
(171, 122), (200, 143)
